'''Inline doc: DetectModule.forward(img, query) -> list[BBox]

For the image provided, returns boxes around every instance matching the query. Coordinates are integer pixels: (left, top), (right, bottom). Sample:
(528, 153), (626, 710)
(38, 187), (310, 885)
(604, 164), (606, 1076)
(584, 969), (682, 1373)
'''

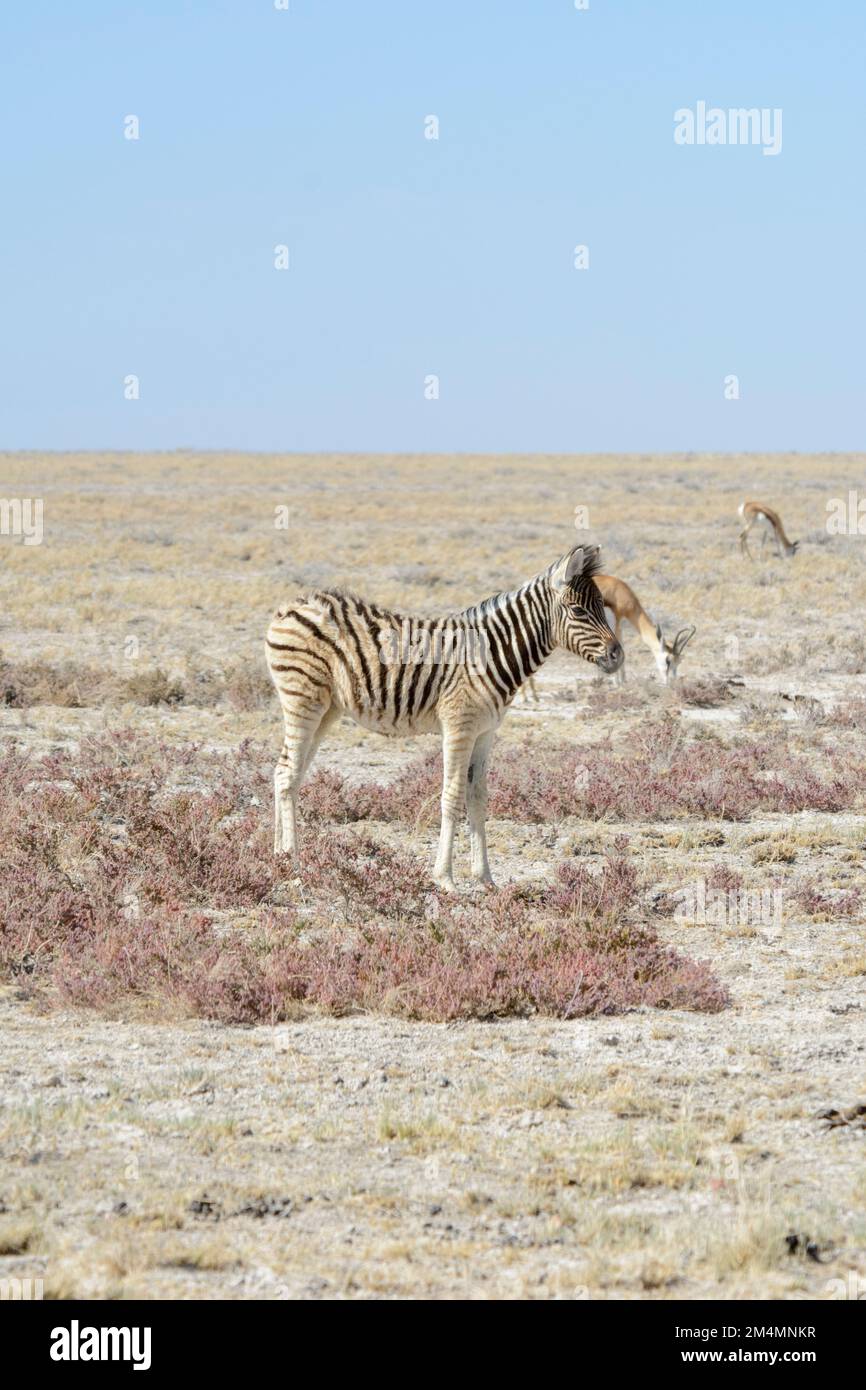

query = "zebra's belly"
(341, 703), (442, 737)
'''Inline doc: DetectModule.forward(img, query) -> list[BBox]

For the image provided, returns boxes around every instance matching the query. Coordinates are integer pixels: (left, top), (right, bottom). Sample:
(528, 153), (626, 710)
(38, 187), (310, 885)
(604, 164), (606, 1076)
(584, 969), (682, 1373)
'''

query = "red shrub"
(0, 730), (729, 1023)
(707, 863), (743, 893)
(792, 878), (862, 921)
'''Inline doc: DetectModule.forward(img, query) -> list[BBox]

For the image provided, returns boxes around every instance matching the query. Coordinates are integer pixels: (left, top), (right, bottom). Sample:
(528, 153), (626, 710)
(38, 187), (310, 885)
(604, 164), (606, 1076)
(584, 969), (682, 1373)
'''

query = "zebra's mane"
(307, 587), (491, 624)
(301, 551), (601, 625)
(302, 587), (441, 625)
(462, 549), (603, 618)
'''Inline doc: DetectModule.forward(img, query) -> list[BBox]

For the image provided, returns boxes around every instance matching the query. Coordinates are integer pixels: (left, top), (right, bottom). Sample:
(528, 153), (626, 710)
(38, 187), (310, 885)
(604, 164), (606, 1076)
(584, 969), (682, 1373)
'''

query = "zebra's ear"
(551, 545), (599, 593)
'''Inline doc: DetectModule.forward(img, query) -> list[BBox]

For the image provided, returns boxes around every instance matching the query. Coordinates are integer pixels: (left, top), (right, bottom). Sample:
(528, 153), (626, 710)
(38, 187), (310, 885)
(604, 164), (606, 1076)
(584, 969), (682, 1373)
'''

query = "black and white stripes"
(266, 544), (622, 889)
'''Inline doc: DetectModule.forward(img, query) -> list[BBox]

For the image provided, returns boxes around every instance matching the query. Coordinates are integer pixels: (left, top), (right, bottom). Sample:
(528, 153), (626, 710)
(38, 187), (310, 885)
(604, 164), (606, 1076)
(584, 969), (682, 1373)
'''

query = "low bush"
(0, 733), (728, 1023)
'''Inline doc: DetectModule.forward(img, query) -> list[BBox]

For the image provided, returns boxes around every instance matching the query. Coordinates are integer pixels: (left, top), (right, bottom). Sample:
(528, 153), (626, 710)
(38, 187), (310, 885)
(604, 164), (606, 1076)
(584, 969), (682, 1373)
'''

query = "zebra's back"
(266, 588), (499, 734)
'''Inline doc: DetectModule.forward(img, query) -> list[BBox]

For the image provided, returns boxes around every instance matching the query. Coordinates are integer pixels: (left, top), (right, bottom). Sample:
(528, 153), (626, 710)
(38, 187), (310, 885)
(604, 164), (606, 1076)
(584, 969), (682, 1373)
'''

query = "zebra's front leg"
(433, 722), (476, 892)
(467, 730), (496, 888)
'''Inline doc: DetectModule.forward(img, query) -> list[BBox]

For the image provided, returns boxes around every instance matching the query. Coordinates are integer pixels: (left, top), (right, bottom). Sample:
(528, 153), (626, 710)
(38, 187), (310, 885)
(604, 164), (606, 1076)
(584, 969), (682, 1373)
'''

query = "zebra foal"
(266, 544), (623, 890)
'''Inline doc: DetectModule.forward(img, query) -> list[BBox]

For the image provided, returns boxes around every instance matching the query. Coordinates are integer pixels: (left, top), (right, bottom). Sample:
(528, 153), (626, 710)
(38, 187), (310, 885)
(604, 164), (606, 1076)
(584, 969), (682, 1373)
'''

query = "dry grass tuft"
(0, 653), (273, 712)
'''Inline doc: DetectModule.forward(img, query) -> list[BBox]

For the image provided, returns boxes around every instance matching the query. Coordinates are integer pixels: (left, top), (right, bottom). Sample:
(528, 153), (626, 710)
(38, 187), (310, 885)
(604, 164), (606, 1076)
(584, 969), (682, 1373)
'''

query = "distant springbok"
(594, 574), (695, 686)
(738, 500), (799, 559)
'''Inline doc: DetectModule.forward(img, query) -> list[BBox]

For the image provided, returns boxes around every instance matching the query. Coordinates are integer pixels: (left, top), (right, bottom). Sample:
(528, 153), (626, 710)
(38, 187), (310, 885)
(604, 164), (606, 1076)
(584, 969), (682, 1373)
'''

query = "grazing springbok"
(594, 574), (695, 686)
(523, 573), (695, 695)
(738, 500), (800, 559)
(266, 545), (622, 890)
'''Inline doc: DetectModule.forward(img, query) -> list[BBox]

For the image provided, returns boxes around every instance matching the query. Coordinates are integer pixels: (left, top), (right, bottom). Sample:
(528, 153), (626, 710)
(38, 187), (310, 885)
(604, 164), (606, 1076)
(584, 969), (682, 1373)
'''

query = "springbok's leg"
(467, 730), (496, 887)
(433, 720), (477, 891)
(612, 616), (626, 685)
(274, 701), (333, 856)
(739, 521), (755, 559)
(519, 677), (538, 704)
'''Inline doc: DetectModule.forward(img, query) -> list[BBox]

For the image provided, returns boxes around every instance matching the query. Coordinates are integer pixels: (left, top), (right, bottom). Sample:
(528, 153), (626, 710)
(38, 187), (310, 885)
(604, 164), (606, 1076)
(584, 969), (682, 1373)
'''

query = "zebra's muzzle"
(597, 640), (624, 674)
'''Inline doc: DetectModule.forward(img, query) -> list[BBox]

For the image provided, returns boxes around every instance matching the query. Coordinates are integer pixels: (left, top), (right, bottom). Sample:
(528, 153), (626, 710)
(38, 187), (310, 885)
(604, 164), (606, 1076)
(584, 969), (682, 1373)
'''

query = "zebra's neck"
(461, 574), (555, 698)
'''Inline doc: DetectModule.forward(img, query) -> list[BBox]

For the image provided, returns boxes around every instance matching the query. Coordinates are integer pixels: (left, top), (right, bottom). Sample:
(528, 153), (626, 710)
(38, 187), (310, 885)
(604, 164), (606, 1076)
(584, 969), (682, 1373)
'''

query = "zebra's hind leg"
(273, 702), (336, 857)
(466, 730), (496, 888)
(433, 719), (477, 892)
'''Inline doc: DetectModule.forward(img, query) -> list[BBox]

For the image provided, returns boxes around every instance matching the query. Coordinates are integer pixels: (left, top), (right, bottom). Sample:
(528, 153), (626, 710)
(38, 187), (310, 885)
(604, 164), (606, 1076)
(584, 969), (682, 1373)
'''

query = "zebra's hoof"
(472, 874), (497, 890)
(269, 876), (302, 905)
(433, 875), (457, 894)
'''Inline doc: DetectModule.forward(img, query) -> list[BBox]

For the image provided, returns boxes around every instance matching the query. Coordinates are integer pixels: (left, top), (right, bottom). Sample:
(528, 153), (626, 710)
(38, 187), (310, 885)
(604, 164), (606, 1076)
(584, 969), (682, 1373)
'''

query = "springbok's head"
(787, 540), (801, 558)
(549, 546), (623, 674)
(654, 622), (696, 684)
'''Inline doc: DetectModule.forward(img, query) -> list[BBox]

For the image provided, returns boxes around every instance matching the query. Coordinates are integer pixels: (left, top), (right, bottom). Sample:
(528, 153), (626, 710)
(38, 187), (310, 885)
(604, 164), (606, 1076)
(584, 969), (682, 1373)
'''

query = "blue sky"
(1, 1), (863, 452)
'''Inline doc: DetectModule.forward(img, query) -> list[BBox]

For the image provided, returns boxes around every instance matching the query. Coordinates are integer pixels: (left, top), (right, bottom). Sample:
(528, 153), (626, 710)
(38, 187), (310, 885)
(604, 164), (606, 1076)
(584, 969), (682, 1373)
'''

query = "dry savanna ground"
(1, 451), (865, 1301)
